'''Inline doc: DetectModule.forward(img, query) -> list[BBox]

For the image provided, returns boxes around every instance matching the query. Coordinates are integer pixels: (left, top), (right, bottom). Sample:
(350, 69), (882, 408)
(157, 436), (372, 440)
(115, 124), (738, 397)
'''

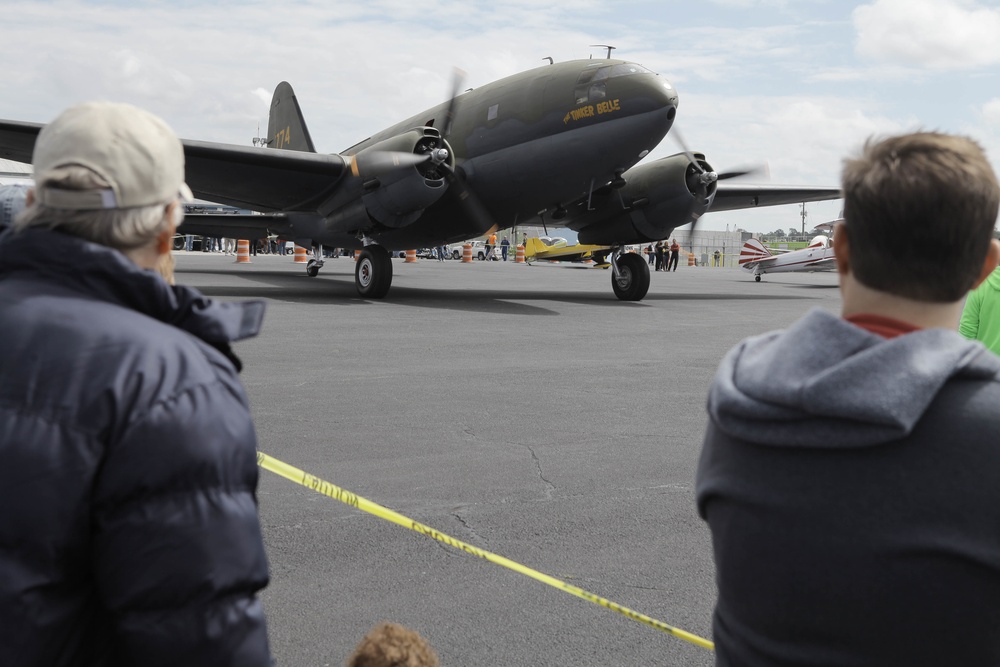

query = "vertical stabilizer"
(267, 82), (316, 152)
(523, 237), (549, 259)
(738, 238), (771, 269)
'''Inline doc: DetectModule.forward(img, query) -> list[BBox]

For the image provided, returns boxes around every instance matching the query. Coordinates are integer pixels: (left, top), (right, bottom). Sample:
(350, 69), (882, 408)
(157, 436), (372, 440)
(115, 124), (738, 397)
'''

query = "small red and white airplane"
(739, 221), (840, 282)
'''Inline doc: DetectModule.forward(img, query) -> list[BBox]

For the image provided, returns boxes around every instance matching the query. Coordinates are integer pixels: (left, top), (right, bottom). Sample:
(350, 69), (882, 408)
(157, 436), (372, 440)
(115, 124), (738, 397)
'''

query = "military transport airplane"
(0, 57), (841, 301)
(738, 226), (839, 282)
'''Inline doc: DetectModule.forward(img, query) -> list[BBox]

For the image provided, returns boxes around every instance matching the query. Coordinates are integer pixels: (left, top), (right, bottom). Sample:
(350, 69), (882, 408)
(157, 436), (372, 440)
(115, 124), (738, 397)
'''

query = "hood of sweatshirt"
(707, 308), (1000, 448)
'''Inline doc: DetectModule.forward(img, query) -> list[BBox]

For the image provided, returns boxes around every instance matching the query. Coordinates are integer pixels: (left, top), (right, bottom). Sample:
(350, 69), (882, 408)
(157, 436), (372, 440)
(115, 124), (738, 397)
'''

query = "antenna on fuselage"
(543, 57), (553, 65)
(590, 44), (616, 59)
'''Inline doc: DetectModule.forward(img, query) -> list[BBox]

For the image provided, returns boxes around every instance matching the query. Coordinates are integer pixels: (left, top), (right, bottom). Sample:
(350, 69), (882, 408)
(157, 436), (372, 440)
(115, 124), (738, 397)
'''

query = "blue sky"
(1, 0), (998, 233)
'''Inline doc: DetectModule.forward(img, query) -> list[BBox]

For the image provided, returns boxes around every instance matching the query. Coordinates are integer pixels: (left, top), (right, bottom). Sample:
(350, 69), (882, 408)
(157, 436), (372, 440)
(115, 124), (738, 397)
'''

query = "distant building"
(0, 158), (32, 184)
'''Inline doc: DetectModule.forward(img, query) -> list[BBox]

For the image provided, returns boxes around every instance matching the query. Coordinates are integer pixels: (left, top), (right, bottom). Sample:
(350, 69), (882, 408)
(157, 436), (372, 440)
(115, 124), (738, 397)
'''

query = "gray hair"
(14, 165), (182, 251)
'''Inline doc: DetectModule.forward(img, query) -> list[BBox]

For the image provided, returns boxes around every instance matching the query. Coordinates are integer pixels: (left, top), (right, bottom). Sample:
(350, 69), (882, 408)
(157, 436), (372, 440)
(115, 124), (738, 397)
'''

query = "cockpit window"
(609, 63), (651, 78)
(575, 64), (651, 103)
(575, 69), (599, 104)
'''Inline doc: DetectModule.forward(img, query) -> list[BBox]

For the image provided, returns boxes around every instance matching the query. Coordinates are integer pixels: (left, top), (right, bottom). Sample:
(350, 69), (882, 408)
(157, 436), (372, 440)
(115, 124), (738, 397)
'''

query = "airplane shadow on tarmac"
(180, 268), (819, 316)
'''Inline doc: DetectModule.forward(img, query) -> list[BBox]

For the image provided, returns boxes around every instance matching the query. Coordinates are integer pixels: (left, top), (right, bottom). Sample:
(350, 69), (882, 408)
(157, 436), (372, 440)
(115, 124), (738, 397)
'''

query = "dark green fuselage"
(331, 59), (679, 248)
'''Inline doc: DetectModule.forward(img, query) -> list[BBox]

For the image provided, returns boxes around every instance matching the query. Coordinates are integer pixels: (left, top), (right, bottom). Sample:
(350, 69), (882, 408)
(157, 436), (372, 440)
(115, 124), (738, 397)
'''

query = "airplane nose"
(661, 78), (679, 111)
(654, 76), (679, 120)
(621, 72), (679, 125)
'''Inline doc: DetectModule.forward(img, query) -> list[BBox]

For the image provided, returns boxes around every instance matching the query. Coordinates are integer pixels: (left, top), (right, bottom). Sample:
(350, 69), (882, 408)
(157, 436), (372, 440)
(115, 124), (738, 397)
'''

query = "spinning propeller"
(348, 67), (495, 235)
(432, 68), (497, 235)
(670, 127), (767, 229)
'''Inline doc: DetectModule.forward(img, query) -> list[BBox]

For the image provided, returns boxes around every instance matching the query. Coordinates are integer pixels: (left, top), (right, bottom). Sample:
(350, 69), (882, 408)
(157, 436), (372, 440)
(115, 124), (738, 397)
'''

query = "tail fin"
(739, 238), (771, 269)
(523, 237), (548, 259)
(267, 82), (316, 152)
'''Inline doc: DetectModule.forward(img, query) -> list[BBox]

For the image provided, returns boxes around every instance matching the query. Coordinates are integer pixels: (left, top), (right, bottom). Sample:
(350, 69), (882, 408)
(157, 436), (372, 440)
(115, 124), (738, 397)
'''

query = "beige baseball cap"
(32, 101), (193, 210)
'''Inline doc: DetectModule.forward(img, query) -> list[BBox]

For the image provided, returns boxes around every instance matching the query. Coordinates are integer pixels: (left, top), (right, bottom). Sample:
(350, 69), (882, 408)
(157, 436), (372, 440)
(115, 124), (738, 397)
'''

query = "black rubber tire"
(305, 259), (320, 277)
(452, 249), (461, 260)
(355, 246), (393, 298)
(611, 253), (650, 301)
(755, 275), (761, 282)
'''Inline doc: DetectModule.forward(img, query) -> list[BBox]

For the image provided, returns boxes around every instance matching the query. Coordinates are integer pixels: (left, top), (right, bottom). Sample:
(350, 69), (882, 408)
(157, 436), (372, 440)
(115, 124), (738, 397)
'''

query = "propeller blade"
(670, 126), (705, 174)
(442, 67), (466, 138)
(717, 164), (769, 181)
(441, 163), (495, 235)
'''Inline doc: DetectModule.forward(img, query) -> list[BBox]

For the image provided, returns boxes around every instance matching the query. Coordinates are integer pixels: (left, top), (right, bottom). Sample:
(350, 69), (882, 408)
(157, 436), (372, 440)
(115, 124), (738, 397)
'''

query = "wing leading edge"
(711, 183), (841, 212)
(0, 120), (349, 214)
(182, 140), (347, 211)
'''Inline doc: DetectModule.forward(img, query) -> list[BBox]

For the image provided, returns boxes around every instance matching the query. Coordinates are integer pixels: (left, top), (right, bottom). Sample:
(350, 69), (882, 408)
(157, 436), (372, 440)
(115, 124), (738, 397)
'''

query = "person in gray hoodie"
(697, 132), (1000, 667)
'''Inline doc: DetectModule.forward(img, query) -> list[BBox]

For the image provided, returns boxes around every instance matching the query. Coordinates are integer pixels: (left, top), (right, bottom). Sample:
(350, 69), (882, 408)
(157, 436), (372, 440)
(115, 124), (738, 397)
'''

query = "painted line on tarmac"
(257, 451), (714, 651)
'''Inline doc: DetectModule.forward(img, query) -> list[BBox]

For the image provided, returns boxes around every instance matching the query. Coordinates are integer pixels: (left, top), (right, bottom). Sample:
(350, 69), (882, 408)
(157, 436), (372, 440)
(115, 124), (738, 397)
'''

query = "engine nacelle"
(352, 128), (454, 228)
(578, 152), (716, 244)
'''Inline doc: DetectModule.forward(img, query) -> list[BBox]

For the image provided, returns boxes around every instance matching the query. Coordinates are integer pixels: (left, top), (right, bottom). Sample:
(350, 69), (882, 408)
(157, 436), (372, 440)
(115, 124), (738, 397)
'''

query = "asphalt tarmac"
(174, 251), (842, 667)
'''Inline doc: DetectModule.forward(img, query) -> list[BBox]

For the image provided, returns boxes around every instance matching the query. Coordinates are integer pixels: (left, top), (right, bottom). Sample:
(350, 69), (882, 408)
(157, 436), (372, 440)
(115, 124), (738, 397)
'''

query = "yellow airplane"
(523, 237), (611, 266)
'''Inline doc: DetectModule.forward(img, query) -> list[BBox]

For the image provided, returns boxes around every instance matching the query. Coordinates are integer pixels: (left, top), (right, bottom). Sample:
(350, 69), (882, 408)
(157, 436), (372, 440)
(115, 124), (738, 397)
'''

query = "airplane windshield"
(593, 64), (652, 80)
(575, 64), (653, 103)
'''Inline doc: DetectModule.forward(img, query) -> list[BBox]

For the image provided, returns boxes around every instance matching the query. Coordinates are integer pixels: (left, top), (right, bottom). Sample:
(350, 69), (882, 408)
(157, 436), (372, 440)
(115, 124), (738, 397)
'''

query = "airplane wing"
(0, 120), (41, 164)
(178, 213), (293, 239)
(0, 121), (349, 213)
(806, 256), (838, 271)
(183, 140), (347, 211)
(710, 183), (841, 212)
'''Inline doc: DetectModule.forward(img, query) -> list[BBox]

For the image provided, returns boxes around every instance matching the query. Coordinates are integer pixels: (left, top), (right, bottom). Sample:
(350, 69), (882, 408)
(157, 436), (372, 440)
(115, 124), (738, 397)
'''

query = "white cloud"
(853, 0), (1000, 70)
(0, 0), (996, 233)
(982, 98), (1000, 126)
(657, 92), (911, 185)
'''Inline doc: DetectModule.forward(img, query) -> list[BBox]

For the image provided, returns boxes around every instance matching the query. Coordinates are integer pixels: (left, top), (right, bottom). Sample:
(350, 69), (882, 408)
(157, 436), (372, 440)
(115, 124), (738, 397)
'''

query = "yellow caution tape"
(257, 451), (714, 651)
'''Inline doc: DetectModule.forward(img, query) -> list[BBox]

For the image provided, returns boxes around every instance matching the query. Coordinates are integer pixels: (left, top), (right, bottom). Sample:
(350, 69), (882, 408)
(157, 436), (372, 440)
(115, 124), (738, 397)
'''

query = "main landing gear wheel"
(612, 253), (650, 301)
(306, 259), (321, 277)
(355, 246), (393, 298)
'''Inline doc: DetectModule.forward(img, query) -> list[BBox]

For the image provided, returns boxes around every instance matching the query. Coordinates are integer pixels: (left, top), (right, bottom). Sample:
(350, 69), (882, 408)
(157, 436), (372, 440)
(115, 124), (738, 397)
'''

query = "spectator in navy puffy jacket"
(0, 101), (272, 667)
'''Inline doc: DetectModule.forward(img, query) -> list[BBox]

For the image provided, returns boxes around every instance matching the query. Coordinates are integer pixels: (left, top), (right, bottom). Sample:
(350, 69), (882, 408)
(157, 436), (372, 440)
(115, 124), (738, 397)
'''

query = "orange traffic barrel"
(462, 243), (473, 263)
(514, 244), (525, 263)
(236, 239), (251, 264)
(688, 252), (695, 266)
(293, 245), (308, 263)
(405, 249), (417, 263)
